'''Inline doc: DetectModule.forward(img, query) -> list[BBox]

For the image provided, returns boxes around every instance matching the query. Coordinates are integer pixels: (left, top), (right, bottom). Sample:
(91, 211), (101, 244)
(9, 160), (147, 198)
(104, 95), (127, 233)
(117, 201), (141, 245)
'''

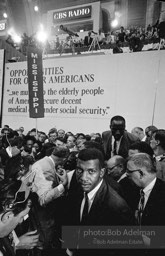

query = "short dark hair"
(145, 125), (157, 136)
(78, 148), (104, 168)
(129, 141), (154, 157)
(83, 141), (105, 158)
(153, 129), (165, 150)
(52, 146), (69, 158)
(110, 115), (125, 126)
(76, 133), (86, 140)
(67, 135), (76, 142)
(24, 135), (36, 144)
(48, 128), (58, 137)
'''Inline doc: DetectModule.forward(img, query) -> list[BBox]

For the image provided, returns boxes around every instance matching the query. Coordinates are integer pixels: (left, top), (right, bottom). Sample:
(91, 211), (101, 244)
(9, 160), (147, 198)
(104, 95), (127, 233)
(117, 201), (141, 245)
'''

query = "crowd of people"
(5, 19), (165, 57)
(51, 23), (164, 55)
(1, 116), (165, 256)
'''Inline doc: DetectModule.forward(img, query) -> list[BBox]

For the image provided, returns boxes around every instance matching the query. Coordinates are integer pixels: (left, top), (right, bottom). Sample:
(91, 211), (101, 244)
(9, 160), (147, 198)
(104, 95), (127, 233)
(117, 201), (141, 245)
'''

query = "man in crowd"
(102, 115), (139, 160)
(66, 135), (77, 152)
(106, 155), (140, 211)
(126, 153), (165, 225)
(126, 153), (165, 249)
(0, 180), (33, 255)
(66, 148), (134, 256)
(150, 129), (165, 181)
(106, 155), (126, 182)
(144, 125), (157, 144)
(131, 127), (145, 141)
(75, 148), (134, 225)
(84, 31), (93, 47)
(29, 146), (69, 254)
(40, 128), (58, 157)
(128, 141), (154, 158)
(58, 129), (65, 139)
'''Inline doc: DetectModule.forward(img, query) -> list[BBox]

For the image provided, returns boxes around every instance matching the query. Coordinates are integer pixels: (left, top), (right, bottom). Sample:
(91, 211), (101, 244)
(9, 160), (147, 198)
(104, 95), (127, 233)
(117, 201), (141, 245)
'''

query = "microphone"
(60, 25), (79, 37)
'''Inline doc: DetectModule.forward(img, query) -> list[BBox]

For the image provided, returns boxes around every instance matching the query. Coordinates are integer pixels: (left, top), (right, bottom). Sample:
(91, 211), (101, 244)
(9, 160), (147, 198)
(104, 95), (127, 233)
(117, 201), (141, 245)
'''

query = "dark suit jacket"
(66, 179), (135, 256)
(102, 130), (139, 160)
(119, 176), (140, 211)
(84, 36), (93, 46)
(69, 179), (135, 226)
(0, 237), (15, 256)
(141, 178), (165, 225)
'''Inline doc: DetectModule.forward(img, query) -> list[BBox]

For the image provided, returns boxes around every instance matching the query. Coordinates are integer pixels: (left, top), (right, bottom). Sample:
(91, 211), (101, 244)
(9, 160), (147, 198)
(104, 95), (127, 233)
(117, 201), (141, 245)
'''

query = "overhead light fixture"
(111, 19), (119, 28)
(36, 25), (48, 43)
(13, 34), (22, 44)
(34, 5), (39, 12)
(7, 28), (22, 44)
(3, 12), (8, 18)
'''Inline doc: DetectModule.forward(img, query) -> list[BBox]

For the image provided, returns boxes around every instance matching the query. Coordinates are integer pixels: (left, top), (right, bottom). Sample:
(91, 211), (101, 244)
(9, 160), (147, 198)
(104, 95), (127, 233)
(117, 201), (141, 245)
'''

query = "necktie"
(137, 189), (145, 225)
(113, 139), (117, 155)
(81, 193), (89, 224)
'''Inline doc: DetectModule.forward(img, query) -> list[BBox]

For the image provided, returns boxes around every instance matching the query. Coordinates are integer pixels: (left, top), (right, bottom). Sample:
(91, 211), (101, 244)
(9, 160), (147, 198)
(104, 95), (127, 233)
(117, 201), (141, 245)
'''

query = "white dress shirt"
(80, 179), (103, 221)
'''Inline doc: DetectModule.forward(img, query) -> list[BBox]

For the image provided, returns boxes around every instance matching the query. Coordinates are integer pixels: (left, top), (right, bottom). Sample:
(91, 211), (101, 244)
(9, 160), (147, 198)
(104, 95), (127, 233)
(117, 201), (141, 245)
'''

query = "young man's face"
(76, 159), (105, 193)
(67, 136), (75, 149)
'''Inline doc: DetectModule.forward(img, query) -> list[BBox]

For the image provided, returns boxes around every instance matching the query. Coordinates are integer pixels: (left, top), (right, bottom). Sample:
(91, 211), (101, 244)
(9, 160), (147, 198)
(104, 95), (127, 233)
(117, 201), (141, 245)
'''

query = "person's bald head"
(106, 155), (125, 181)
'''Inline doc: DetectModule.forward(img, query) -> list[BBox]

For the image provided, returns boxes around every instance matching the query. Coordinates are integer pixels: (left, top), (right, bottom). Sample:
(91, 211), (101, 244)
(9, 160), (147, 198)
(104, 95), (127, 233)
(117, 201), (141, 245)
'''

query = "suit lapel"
(118, 132), (128, 157)
(87, 180), (106, 219)
(142, 178), (160, 216)
(105, 133), (112, 157)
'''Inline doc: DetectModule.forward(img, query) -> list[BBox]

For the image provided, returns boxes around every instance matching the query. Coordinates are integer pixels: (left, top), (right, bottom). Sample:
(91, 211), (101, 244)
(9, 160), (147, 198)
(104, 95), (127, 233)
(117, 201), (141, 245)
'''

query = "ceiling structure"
(0, 0), (164, 37)
(0, 0), (100, 36)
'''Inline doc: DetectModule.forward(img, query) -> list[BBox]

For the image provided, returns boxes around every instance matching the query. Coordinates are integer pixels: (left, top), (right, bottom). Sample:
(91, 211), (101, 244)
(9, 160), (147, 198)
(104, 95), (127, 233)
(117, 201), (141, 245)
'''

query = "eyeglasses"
(106, 164), (120, 172)
(126, 168), (141, 174)
(3, 181), (30, 212)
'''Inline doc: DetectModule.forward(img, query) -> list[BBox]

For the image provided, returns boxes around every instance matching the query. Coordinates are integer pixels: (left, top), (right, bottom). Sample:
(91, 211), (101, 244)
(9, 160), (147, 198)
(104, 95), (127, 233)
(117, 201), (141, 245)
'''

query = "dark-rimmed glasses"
(106, 164), (120, 172)
(126, 168), (141, 174)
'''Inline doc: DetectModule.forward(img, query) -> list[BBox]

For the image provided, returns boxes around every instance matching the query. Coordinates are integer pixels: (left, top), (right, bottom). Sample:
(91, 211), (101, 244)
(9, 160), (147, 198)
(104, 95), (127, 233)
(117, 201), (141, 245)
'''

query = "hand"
(16, 230), (39, 250)
(142, 234), (151, 247)
(56, 168), (68, 187)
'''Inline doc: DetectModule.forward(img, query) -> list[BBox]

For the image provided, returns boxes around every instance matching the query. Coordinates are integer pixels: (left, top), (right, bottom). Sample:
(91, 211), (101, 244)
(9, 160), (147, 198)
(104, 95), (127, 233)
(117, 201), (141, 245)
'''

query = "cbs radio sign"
(53, 6), (92, 23)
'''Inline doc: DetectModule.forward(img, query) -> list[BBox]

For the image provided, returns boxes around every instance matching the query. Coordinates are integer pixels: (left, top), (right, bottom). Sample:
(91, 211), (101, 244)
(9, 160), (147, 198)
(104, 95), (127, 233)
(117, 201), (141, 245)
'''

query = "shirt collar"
(118, 172), (127, 182)
(87, 179), (103, 201)
(143, 177), (156, 195)
(49, 156), (55, 167)
(155, 154), (165, 161)
(112, 135), (123, 144)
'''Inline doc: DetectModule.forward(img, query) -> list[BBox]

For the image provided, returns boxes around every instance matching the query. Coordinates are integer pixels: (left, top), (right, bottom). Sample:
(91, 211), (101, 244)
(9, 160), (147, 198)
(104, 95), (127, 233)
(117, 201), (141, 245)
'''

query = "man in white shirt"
(29, 146), (69, 253)
(150, 129), (165, 181)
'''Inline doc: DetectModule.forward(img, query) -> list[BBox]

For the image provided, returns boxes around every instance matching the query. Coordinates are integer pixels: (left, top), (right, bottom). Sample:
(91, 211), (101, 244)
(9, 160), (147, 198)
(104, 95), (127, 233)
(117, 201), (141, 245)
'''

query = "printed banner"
(27, 47), (44, 118)
(2, 51), (165, 133)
